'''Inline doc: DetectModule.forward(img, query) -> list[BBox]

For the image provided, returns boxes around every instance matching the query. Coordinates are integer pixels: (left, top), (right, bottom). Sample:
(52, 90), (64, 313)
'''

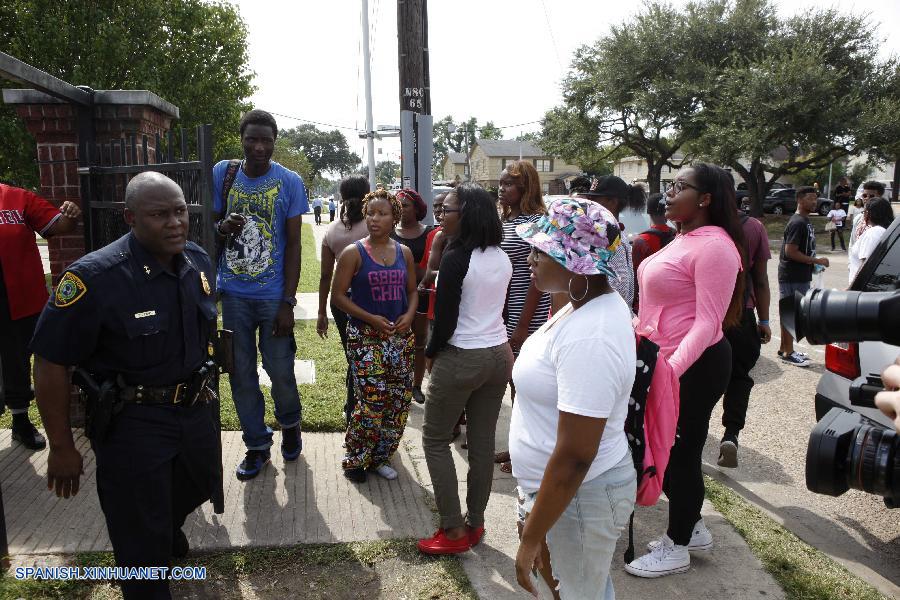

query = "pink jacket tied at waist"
(634, 225), (742, 378)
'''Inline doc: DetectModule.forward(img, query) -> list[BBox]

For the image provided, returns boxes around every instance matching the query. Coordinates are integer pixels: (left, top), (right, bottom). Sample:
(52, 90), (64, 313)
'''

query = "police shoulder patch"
(54, 272), (87, 307)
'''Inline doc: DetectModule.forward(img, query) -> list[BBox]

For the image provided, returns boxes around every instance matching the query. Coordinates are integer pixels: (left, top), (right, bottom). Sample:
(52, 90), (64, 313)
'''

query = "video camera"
(780, 288), (900, 507)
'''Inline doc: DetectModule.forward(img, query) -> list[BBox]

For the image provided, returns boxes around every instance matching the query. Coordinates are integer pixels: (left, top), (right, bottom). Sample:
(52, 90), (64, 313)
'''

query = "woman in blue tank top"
(331, 189), (418, 483)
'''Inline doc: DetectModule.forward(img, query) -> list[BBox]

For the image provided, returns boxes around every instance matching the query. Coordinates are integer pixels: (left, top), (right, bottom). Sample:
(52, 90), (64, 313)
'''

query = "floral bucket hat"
(516, 197), (622, 277)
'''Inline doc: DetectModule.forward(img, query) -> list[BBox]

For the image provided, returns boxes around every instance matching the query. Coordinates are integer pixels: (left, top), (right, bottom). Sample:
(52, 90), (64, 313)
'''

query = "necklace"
(368, 241), (391, 265)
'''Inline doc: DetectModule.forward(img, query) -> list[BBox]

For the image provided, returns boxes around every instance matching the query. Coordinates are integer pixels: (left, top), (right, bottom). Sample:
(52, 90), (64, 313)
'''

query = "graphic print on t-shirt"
(223, 179), (280, 283)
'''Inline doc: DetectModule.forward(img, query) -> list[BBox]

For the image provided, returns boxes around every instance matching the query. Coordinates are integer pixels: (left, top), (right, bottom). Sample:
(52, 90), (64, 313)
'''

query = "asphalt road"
(703, 244), (900, 598)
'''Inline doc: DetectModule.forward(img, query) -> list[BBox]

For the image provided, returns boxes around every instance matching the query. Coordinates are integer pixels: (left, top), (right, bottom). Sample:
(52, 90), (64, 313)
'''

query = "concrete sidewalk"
(3, 393), (784, 599)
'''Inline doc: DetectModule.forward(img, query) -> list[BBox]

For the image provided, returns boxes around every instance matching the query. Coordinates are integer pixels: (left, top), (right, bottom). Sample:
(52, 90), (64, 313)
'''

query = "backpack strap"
(215, 160), (242, 260)
(221, 159), (241, 207)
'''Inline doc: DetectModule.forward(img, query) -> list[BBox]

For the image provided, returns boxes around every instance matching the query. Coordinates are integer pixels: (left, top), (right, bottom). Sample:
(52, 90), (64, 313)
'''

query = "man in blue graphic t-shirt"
(214, 109), (310, 481)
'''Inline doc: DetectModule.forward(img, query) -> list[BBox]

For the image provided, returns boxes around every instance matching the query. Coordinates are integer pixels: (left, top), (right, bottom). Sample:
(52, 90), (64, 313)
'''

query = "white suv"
(814, 217), (900, 428)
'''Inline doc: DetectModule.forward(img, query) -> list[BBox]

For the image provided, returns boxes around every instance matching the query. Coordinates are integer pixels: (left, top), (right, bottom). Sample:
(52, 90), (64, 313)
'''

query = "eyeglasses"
(442, 208), (461, 214)
(665, 180), (699, 195)
(861, 193), (881, 199)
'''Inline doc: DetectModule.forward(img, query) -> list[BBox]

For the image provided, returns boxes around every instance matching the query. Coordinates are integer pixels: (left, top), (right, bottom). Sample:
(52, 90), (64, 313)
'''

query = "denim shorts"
(517, 452), (636, 600)
(778, 280), (811, 300)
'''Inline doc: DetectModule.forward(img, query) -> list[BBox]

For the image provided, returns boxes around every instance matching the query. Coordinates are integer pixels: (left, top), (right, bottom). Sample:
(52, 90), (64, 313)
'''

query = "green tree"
(282, 124), (360, 181)
(432, 116), (502, 176)
(272, 137), (313, 183)
(858, 61), (900, 201)
(357, 161), (399, 188)
(0, 0), (255, 187)
(693, 6), (880, 215)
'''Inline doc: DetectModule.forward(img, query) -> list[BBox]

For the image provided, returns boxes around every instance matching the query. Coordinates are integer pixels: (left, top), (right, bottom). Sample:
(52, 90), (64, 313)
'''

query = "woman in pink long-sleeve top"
(625, 163), (745, 579)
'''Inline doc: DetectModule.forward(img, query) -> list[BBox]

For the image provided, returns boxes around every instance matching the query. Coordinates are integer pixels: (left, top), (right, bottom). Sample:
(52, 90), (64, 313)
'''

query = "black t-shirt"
(778, 213), (815, 283)
(834, 184), (852, 201)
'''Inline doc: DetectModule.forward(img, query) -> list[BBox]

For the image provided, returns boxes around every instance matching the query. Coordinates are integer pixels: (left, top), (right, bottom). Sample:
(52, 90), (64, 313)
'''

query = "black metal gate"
(77, 124), (216, 255)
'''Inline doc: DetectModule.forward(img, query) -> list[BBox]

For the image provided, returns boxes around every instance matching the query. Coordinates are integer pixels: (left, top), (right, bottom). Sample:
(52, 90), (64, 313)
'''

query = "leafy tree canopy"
(281, 123), (360, 181)
(433, 116), (502, 176)
(0, 0), (256, 188)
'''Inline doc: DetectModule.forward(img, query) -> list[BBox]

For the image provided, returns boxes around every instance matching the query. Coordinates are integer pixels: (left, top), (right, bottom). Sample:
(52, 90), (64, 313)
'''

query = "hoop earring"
(568, 275), (589, 302)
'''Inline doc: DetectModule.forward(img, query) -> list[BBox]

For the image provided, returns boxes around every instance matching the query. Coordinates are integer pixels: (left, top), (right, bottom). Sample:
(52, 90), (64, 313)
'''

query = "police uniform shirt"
(30, 232), (217, 386)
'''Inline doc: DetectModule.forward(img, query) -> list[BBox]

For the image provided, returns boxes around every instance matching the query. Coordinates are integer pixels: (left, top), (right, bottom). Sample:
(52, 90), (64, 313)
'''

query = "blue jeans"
(517, 452), (636, 600)
(221, 294), (301, 450)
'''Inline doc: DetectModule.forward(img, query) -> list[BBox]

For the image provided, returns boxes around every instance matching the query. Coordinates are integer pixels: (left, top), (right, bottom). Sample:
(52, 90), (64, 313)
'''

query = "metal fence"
(77, 124), (216, 256)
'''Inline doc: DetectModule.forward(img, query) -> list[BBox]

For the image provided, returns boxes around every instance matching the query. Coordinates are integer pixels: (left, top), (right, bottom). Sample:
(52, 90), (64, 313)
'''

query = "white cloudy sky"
(232, 0), (900, 164)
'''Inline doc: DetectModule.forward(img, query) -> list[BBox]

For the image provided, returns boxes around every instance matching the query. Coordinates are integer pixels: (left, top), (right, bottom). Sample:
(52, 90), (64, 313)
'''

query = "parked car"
(814, 215), (900, 429)
(762, 188), (832, 216)
(736, 181), (789, 206)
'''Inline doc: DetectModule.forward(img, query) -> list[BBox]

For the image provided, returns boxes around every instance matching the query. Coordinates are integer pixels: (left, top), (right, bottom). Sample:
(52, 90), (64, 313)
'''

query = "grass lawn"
(705, 475), (889, 600)
(0, 540), (477, 599)
(299, 222), (320, 293)
(761, 214), (838, 249)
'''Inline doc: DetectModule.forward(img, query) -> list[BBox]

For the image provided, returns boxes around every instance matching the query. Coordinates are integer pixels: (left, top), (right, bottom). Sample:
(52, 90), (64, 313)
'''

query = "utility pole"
(361, 0), (376, 190)
(397, 0), (434, 221)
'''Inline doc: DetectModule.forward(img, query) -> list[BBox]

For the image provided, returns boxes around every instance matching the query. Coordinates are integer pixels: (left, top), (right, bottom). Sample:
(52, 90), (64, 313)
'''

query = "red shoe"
(468, 525), (485, 547)
(417, 529), (471, 555)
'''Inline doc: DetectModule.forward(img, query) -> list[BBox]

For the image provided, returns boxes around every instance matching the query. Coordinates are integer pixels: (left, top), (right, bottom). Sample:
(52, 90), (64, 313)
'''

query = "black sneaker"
(236, 449), (271, 481)
(172, 528), (189, 559)
(281, 426), (302, 461)
(344, 467), (367, 483)
(12, 419), (47, 451)
(718, 432), (739, 468)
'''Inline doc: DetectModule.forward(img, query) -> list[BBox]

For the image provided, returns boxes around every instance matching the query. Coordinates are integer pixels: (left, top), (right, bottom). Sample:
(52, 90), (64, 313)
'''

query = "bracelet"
(758, 320), (770, 326)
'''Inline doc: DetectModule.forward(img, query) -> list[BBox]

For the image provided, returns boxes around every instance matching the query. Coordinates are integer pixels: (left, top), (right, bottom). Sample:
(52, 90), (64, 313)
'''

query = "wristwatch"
(282, 296), (297, 307)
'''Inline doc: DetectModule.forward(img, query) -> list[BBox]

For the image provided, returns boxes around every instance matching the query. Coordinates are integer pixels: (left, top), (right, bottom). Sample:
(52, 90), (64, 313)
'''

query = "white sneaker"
(375, 464), (398, 480)
(626, 535), (690, 578)
(647, 520), (713, 552)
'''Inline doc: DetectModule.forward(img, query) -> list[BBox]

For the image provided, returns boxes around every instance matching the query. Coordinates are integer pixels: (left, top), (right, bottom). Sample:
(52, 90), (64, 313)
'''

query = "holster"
(213, 329), (235, 375)
(72, 368), (121, 442)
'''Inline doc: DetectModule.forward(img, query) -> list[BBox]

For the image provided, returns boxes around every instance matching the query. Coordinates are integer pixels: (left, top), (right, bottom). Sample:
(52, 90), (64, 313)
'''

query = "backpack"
(623, 333), (681, 562)
(641, 226), (676, 249)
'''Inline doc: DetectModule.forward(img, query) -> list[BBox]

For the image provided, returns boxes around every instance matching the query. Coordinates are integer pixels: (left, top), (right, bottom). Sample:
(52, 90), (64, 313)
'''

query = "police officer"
(32, 171), (220, 600)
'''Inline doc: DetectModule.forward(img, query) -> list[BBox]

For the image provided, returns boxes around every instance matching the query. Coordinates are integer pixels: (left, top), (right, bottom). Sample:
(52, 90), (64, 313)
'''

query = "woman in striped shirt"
(494, 160), (550, 472)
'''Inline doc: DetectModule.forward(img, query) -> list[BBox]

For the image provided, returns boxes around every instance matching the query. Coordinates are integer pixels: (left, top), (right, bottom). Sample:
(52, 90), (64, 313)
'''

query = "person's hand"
(875, 359), (900, 434)
(316, 313), (329, 339)
(514, 537), (542, 597)
(370, 316), (396, 336)
(394, 312), (414, 333)
(425, 356), (433, 373)
(816, 256), (830, 268)
(218, 213), (246, 235)
(59, 201), (81, 219)
(758, 322), (772, 344)
(509, 325), (529, 353)
(273, 303), (295, 337)
(47, 445), (83, 499)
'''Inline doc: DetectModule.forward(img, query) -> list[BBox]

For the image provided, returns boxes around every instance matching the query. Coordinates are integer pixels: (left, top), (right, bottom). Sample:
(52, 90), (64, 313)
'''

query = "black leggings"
(664, 337), (732, 546)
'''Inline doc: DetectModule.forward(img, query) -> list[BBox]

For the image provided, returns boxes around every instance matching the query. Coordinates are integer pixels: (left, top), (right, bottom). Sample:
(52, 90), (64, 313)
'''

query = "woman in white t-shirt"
(417, 184), (514, 555)
(848, 198), (893, 285)
(826, 201), (847, 251)
(510, 198), (637, 599)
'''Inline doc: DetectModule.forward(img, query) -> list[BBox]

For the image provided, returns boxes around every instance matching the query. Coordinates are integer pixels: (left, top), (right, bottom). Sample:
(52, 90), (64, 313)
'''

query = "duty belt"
(118, 361), (215, 407)
(118, 382), (203, 406)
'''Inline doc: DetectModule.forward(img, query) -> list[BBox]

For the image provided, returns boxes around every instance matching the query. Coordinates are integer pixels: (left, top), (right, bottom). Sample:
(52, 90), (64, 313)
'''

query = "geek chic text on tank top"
(349, 240), (409, 325)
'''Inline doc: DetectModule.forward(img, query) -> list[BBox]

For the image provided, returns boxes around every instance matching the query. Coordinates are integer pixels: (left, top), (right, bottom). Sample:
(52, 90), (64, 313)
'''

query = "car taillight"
(825, 342), (861, 380)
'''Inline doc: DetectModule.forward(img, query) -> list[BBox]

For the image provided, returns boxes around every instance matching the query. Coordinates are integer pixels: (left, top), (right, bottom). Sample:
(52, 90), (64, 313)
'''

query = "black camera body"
(780, 288), (900, 507)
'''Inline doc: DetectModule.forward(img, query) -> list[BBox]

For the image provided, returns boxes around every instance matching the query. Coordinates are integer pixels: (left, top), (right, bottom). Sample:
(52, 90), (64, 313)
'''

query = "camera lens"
(791, 289), (900, 346)
(807, 408), (900, 507)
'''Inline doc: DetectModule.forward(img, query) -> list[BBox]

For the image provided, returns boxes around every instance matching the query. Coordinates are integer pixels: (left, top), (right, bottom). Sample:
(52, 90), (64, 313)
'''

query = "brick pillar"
(13, 103), (83, 285)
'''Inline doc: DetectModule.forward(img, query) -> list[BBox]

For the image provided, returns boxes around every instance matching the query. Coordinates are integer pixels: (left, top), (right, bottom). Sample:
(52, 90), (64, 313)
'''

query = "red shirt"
(0, 184), (61, 319)
(422, 226), (442, 319)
